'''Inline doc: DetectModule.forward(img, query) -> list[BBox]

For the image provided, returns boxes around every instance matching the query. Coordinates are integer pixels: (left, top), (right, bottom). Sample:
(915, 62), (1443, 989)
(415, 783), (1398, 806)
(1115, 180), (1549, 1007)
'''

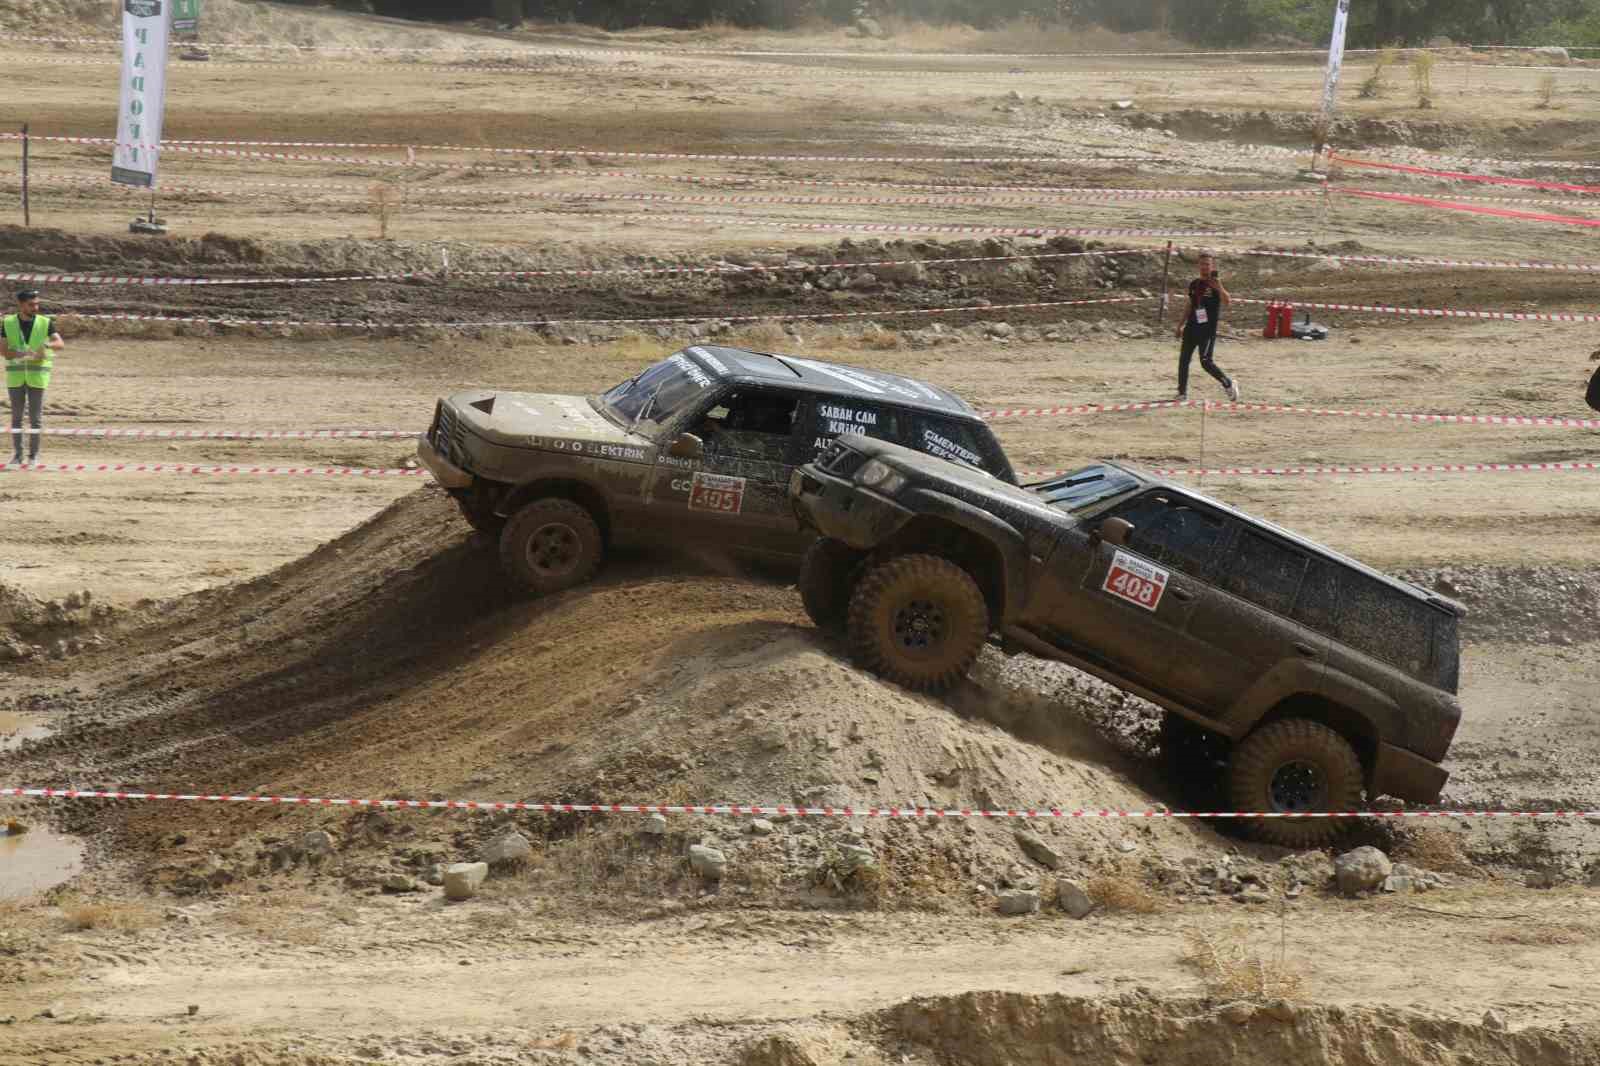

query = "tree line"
(510, 0), (1600, 47)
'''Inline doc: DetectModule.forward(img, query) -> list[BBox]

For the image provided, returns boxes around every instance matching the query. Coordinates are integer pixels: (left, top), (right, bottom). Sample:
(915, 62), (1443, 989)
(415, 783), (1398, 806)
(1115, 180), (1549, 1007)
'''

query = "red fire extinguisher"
(1276, 302), (1296, 338)
(1263, 302), (1280, 338)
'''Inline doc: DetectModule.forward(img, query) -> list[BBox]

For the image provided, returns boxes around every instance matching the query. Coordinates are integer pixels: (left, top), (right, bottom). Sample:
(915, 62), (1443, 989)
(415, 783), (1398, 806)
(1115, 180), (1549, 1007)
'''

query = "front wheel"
(498, 498), (604, 595)
(1227, 718), (1364, 848)
(846, 554), (988, 692)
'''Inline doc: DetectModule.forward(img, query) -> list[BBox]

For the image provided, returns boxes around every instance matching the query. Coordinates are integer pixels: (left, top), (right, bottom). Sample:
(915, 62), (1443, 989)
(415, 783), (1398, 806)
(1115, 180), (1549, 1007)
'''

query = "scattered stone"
(1525, 870), (1560, 889)
(424, 863), (446, 886)
(1014, 830), (1062, 870)
(689, 845), (727, 880)
(1220, 1002), (1255, 1025)
(1112, 100), (1135, 110)
(186, 1005), (199, 1017)
(1483, 1008), (1508, 1031)
(1334, 846), (1392, 896)
(1381, 875), (1417, 894)
(988, 321), (1015, 339)
(482, 830), (533, 867)
(1006, 90), (1024, 103)
(442, 862), (488, 901)
(299, 830), (335, 859)
(1532, 46), (1570, 65)
(748, 819), (776, 837)
(1056, 878), (1094, 918)
(1236, 887), (1272, 904)
(997, 889), (1041, 915)
(642, 813), (669, 836)
(1116, 838), (1136, 854)
(383, 874), (421, 893)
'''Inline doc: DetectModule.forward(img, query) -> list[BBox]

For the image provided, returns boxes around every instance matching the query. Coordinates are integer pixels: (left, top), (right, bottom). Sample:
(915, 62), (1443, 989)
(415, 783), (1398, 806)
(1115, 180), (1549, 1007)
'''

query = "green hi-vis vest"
(3, 314), (53, 389)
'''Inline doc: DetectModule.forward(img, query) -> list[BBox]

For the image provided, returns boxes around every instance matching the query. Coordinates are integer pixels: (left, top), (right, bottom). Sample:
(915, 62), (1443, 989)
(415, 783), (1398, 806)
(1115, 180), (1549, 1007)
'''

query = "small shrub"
(59, 898), (157, 933)
(1182, 922), (1306, 1002)
(1412, 52), (1436, 109)
(1358, 47), (1399, 99)
(1086, 872), (1162, 915)
(1536, 75), (1557, 109)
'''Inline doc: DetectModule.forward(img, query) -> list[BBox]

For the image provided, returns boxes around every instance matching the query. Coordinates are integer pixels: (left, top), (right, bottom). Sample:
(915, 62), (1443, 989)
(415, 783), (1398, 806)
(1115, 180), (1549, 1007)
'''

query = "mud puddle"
(0, 822), (83, 899)
(0, 710), (51, 753)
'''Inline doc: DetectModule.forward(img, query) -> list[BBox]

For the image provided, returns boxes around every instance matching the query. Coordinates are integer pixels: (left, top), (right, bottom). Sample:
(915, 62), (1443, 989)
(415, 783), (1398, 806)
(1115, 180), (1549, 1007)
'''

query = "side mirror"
(668, 432), (704, 461)
(1098, 517), (1134, 547)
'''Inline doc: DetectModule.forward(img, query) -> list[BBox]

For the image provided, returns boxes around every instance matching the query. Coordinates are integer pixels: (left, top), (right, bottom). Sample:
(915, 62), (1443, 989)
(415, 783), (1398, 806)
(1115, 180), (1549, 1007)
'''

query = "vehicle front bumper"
(416, 435), (473, 490)
(789, 465), (911, 550)
(1372, 741), (1449, 804)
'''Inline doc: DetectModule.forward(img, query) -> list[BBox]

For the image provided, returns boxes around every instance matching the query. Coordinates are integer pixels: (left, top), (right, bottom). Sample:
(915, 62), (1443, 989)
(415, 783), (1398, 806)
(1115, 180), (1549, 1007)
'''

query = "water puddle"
(0, 710), (51, 753)
(0, 823), (84, 899)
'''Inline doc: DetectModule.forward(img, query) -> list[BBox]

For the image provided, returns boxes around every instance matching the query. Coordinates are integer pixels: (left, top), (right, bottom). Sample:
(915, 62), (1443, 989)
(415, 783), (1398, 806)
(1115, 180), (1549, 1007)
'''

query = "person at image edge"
(3, 289), (65, 467)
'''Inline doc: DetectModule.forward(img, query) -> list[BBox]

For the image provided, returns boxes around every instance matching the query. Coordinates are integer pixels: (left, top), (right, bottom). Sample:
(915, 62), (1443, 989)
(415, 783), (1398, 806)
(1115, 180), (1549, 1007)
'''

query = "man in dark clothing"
(3, 289), (64, 466)
(1174, 253), (1240, 403)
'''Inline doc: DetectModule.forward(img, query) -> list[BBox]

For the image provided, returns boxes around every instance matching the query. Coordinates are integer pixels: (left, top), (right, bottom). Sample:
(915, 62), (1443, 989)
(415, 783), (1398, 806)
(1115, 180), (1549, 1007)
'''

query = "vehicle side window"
(1109, 493), (1227, 578)
(801, 398), (898, 460)
(1292, 560), (1342, 633)
(691, 390), (801, 463)
(915, 417), (988, 471)
(1331, 572), (1433, 678)
(1219, 531), (1310, 616)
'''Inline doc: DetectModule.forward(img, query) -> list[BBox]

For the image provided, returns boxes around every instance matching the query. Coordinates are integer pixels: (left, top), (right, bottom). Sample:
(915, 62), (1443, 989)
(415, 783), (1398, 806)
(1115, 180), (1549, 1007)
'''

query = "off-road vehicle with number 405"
(418, 346), (1015, 592)
(790, 435), (1465, 845)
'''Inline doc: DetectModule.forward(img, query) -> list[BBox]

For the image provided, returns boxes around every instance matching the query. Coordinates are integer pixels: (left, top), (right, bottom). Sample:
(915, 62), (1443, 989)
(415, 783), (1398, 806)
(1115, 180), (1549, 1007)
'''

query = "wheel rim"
(891, 598), (947, 655)
(1268, 760), (1325, 813)
(525, 521), (582, 577)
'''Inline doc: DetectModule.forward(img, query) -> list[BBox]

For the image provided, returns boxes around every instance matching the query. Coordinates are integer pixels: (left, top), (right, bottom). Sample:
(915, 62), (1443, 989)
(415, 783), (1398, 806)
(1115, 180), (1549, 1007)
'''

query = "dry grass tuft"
(1412, 51), (1436, 108)
(1536, 74), (1557, 109)
(1086, 872), (1162, 915)
(59, 898), (158, 933)
(221, 886), (357, 945)
(855, 326), (903, 351)
(728, 322), (789, 350)
(608, 334), (675, 364)
(1399, 827), (1474, 875)
(1181, 922), (1306, 1003)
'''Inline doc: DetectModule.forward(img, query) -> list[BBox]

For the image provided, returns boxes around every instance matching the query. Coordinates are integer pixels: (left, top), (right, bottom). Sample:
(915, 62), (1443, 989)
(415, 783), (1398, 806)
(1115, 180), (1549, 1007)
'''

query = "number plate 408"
(1102, 550), (1170, 612)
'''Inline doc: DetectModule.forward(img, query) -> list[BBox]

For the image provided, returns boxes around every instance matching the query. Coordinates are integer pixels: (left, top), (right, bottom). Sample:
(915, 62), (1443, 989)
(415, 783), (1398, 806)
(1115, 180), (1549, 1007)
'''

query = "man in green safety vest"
(3, 289), (64, 467)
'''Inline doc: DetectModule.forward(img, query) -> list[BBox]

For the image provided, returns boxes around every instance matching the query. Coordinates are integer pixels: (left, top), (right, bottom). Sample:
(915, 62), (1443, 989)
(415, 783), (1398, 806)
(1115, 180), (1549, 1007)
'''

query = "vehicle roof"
(682, 345), (982, 420)
(1104, 462), (1465, 615)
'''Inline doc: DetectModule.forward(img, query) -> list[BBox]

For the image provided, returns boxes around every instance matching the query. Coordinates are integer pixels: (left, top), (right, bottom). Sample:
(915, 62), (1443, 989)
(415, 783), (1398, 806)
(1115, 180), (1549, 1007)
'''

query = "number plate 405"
(1102, 550), (1170, 612)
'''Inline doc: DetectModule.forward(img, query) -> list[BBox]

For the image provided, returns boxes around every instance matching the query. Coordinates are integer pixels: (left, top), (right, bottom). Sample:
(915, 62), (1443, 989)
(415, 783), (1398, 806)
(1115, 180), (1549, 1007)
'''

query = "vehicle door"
(795, 395), (904, 466)
(649, 386), (808, 553)
(908, 414), (994, 475)
(1168, 523), (1327, 718)
(1040, 490), (1228, 696)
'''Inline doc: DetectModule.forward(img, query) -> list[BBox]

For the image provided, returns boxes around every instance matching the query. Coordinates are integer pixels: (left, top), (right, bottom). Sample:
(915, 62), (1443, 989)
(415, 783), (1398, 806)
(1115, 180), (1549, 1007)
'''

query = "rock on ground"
(1335, 846), (1393, 896)
(1057, 879), (1094, 918)
(443, 862), (488, 901)
(997, 890), (1041, 916)
(689, 845), (727, 880)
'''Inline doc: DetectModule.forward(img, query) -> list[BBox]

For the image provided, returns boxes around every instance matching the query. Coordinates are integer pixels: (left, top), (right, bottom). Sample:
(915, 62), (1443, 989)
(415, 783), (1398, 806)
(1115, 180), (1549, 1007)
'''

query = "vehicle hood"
(445, 389), (650, 452)
(846, 437), (1067, 524)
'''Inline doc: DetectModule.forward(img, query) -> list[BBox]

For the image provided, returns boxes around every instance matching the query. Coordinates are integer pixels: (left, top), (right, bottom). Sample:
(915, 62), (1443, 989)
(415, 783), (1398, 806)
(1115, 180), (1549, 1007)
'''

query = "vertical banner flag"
(1313, 0), (1352, 166)
(112, 0), (171, 188)
(172, 0), (201, 36)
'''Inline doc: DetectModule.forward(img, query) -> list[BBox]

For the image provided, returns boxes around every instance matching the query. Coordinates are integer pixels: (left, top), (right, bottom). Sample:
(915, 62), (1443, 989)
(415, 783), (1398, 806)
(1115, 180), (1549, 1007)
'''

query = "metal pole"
(1156, 241), (1173, 326)
(20, 123), (29, 227)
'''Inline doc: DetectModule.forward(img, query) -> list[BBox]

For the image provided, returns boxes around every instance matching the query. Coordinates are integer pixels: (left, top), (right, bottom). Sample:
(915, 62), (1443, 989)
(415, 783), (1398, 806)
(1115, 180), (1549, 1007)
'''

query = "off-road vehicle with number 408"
(418, 346), (1014, 592)
(789, 435), (1465, 845)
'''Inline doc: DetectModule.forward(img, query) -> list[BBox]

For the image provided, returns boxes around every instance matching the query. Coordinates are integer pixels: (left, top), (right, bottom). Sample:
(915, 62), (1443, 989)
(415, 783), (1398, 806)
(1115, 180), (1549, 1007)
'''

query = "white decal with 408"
(1101, 550), (1170, 612)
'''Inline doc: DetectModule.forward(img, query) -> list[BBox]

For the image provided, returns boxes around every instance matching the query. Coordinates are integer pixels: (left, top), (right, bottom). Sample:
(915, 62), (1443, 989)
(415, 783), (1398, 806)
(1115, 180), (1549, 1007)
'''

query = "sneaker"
(1225, 381), (1241, 403)
(1175, 392), (1189, 403)
(8, 456), (19, 467)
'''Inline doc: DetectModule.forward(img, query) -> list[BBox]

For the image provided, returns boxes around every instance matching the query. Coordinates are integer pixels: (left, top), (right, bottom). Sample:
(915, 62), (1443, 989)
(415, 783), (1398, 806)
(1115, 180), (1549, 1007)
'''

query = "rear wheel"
(498, 498), (604, 595)
(846, 554), (988, 692)
(798, 538), (864, 630)
(1227, 718), (1364, 848)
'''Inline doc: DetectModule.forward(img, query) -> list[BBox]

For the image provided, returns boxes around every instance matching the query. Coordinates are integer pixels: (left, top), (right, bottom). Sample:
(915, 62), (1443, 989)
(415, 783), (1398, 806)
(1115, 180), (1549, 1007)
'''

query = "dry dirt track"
(2, 6), (1600, 1065)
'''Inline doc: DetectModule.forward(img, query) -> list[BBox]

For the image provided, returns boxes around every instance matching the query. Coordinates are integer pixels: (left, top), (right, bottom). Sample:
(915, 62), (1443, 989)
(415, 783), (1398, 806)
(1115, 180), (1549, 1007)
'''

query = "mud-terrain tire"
(499, 497), (604, 595)
(799, 538), (864, 630)
(1159, 712), (1230, 808)
(1228, 718), (1365, 848)
(452, 492), (505, 537)
(846, 554), (988, 692)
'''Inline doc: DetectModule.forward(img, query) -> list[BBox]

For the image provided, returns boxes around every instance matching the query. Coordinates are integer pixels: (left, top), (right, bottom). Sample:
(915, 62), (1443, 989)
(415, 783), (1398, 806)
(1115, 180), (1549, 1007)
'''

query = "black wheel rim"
(1268, 760), (1325, 813)
(892, 598), (947, 655)
(526, 521), (581, 577)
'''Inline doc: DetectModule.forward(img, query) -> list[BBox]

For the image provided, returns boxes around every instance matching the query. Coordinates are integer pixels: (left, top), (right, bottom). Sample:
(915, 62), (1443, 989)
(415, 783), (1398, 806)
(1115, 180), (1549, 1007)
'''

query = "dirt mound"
(1400, 564), (1600, 647)
(5, 485), (1219, 904)
(881, 991), (1600, 1066)
(0, 580), (114, 663)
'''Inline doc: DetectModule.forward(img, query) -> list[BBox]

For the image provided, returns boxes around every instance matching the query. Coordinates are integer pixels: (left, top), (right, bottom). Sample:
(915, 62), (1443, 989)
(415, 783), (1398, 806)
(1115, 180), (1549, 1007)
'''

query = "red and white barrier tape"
(58, 296), (1147, 329)
(1330, 153), (1600, 195)
(0, 462), (424, 477)
(0, 249), (1147, 288)
(985, 398), (1600, 430)
(1366, 147), (1600, 174)
(3, 787), (1595, 820)
(1336, 186), (1600, 229)
(1021, 461), (1600, 479)
(1232, 297), (1600, 323)
(1, 132), (1149, 167)
(5, 428), (417, 439)
(1243, 247), (1600, 273)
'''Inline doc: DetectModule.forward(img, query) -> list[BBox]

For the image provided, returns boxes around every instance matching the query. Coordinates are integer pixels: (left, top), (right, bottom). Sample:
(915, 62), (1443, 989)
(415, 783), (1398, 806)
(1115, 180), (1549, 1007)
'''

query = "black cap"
(15, 290), (39, 301)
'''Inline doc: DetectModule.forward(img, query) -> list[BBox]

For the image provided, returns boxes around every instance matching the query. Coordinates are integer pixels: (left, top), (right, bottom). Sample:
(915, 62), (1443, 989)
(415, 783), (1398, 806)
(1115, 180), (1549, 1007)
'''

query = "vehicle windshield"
(595, 352), (720, 438)
(1029, 464), (1140, 513)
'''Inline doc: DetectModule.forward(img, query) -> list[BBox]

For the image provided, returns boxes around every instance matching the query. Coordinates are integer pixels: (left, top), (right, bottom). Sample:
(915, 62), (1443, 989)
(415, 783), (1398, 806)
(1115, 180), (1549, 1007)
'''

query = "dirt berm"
(9, 486), (1222, 904)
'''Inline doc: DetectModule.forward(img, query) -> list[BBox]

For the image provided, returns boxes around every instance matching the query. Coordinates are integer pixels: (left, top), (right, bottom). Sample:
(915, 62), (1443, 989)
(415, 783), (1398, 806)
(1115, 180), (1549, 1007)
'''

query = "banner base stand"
(129, 217), (168, 235)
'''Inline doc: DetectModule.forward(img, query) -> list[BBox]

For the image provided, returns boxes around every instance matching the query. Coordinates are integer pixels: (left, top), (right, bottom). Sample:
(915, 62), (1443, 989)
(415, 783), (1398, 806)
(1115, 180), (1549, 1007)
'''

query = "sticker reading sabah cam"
(687, 471), (746, 514)
(1101, 550), (1169, 612)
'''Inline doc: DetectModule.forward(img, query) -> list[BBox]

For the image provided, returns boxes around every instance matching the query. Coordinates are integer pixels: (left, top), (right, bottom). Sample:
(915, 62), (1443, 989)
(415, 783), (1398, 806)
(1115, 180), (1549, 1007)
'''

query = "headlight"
(856, 459), (906, 495)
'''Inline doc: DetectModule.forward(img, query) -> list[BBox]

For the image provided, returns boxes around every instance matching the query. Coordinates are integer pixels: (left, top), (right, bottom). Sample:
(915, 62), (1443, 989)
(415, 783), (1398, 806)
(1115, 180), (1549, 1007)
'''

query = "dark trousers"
(1588, 365), (1600, 412)
(1178, 327), (1232, 394)
(8, 384), (44, 462)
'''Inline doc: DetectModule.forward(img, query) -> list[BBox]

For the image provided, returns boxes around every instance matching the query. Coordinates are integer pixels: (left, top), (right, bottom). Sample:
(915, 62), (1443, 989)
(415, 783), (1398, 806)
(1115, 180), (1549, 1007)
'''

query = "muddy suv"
(790, 436), (1465, 844)
(418, 346), (1015, 592)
